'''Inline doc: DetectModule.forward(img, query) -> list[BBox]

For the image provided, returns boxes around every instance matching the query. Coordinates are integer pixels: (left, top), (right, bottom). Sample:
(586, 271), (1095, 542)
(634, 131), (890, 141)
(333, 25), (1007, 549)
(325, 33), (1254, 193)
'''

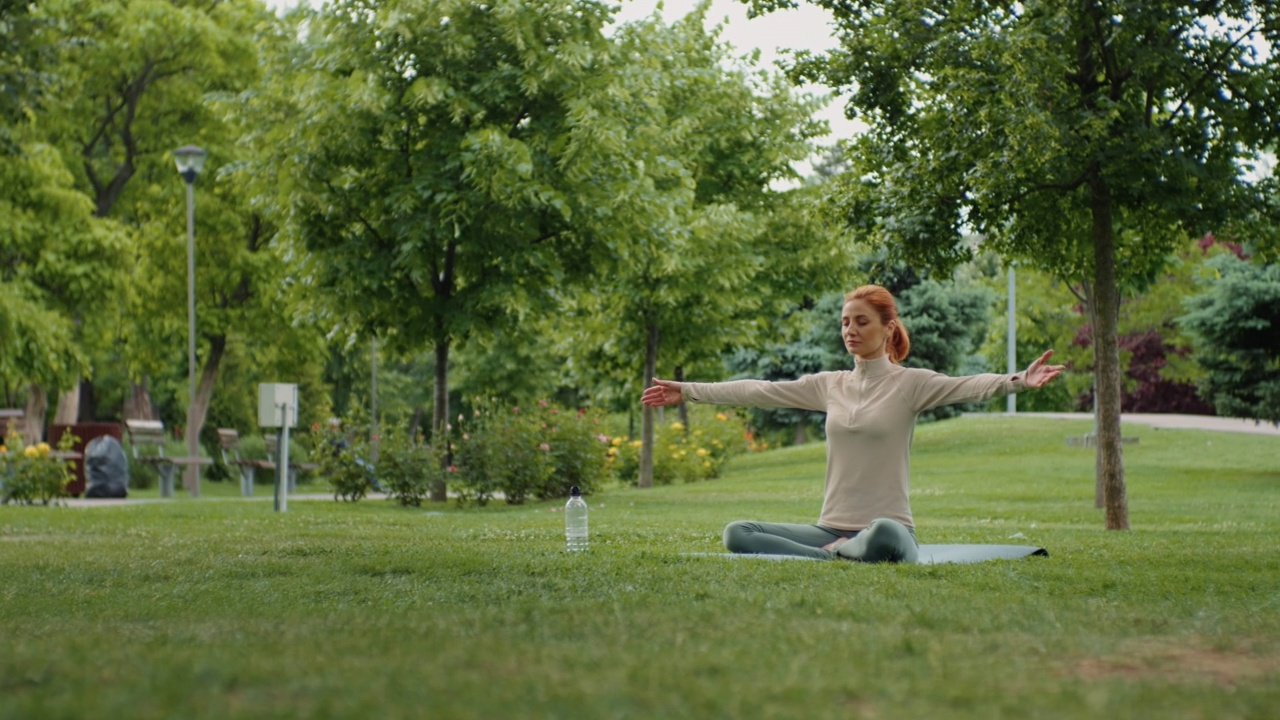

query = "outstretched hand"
(1023, 350), (1066, 389)
(642, 378), (684, 407)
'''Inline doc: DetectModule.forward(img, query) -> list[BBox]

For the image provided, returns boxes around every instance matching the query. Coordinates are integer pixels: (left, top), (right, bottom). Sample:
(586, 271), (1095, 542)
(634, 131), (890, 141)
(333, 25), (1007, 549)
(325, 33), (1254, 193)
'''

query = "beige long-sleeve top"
(681, 355), (1027, 531)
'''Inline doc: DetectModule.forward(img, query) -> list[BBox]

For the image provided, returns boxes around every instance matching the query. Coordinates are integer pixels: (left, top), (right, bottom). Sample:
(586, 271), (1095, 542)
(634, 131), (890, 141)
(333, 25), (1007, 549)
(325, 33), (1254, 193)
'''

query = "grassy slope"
(1, 416), (1277, 719)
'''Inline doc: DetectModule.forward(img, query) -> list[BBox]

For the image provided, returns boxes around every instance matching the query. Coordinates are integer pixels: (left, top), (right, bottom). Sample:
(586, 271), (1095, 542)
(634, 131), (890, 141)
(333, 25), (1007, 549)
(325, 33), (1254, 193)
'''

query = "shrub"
(0, 427), (76, 505)
(450, 399), (611, 506)
(314, 427), (372, 502)
(376, 425), (444, 507)
(610, 405), (749, 486)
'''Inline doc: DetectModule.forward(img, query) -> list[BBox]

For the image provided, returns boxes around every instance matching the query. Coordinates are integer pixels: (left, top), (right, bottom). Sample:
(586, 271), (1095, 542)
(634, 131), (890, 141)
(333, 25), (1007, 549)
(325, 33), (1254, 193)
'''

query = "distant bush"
(450, 399), (610, 506)
(315, 427), (373, 502)
(610, 405), (749, 486)
(376, 425), (444, 507)
(0, 427), (75, 505)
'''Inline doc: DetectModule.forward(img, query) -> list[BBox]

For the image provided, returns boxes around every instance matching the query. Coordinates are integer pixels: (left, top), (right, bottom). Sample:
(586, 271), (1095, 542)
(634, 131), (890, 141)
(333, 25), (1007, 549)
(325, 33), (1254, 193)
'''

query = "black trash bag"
(85, 435), (129, 499)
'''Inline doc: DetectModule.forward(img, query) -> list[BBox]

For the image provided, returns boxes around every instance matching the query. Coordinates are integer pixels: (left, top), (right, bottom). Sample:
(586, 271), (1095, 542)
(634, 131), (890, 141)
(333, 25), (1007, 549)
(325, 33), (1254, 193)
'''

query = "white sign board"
(258, 383), (298, 428)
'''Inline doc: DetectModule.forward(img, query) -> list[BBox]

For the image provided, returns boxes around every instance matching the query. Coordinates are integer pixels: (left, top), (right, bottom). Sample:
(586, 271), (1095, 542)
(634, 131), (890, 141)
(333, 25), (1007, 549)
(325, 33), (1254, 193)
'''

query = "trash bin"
(49, 423), (123, 498)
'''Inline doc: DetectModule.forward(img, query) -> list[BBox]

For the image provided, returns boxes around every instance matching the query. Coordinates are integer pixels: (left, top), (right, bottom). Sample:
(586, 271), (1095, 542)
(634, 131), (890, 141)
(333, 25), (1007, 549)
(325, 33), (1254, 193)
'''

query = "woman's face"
(841, 299), (894, 361)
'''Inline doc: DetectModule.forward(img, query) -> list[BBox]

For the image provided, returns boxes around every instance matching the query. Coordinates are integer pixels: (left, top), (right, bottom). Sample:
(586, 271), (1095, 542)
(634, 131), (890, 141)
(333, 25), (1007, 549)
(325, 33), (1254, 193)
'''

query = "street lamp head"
(173, 145), (208, 184)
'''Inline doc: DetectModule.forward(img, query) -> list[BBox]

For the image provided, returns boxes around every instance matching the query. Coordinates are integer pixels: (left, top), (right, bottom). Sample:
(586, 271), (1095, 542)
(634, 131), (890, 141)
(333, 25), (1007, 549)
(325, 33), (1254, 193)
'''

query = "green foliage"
(375, 425), (443, 508)
(0, 425), (74, 505)
(610, 405), (749, 485)
(979, 266), (1084, 412)
(1178, 251), (1280, 424)
(556, 8), (834, 404)
(797, 0), (1280, 279)
(315, 428), (372, 502)
(450, 399), (610, 506)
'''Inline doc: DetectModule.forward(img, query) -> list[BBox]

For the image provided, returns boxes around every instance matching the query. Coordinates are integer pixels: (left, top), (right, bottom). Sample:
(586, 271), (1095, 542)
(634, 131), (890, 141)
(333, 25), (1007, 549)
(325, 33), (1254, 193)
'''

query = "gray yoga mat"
(685, 544), (1048, 565)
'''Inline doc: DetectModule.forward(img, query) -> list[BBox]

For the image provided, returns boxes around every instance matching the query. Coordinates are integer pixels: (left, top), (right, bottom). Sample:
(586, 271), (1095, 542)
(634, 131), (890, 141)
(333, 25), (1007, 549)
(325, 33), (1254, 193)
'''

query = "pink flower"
(538, 399), (548, 408)
(448, 465), (458, 472)
(539, 443), (551, 452)
(596, 434), (610, 443)
(513, 406), (520, 414)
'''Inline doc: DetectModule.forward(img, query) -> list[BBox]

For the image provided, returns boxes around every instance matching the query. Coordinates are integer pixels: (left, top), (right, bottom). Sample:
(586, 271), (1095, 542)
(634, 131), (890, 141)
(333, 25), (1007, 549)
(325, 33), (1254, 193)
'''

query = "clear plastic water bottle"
(565, 485), (588, 552)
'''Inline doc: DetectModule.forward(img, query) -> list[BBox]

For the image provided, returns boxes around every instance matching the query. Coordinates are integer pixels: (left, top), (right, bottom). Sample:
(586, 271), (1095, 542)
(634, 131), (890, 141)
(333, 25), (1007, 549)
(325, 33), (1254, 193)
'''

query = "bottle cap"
(569, 486), (581, 496)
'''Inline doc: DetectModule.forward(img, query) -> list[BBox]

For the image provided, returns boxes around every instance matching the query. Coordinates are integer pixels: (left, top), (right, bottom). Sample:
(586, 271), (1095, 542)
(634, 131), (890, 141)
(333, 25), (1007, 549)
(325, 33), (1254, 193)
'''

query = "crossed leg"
(722, 518), (918, 563)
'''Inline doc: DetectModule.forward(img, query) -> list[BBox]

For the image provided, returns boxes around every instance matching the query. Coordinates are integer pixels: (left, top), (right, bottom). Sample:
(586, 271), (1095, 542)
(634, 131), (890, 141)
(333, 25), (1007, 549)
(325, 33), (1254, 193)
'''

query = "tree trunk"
(124, 378), (157, 421)
(1090, 177), (1129, 530)
(638, 321), (659, 488)
(183, 335), (226, 495)
(53, 382), (79, 425)
(674, 365), (689, 431)
(22, 384), (47, 445)
(793, 422), (808, 446)
(430, 339), (449, 502)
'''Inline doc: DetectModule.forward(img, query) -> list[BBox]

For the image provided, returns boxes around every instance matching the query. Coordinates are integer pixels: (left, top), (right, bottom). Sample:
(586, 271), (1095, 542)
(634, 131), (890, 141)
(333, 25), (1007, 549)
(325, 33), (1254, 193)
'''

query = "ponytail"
(886, 323), (911, 364)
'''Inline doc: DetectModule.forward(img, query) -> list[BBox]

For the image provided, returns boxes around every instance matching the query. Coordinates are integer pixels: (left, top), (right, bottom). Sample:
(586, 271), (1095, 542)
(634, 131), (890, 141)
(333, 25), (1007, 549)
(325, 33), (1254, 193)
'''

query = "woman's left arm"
(909, 349), (1065, 412)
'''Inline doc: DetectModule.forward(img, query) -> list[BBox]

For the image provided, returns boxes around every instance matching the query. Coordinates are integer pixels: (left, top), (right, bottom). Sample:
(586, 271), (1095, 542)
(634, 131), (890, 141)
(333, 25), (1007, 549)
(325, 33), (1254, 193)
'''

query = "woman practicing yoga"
(641, 284), (1065, 563)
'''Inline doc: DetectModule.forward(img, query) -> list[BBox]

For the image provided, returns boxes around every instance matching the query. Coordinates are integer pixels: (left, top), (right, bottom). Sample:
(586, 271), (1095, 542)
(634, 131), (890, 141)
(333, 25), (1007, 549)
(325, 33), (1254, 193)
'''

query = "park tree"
(553, 7), (830, 487)
(1178, 246), (1280, 425)
(0, 0), (129, 441)
(761, 0), (1280, 529)
(281, 0), (663, 500)
(29, 0), (268, 435)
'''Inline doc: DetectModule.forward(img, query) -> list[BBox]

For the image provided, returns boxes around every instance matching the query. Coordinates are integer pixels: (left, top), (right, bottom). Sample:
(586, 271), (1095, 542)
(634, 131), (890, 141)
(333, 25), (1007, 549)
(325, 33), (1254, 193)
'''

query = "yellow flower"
(0, 445), (6, 454)
(611, 436), (624, 447)
(629, 440), (642, 448)
(607, 447), (618, 457)
(696, 448), (710, 457)
(23, 446), (39, 458)
(670, 422), (685, 431)
(715, 413), (728, 421)
(704, 461), (712, 468)
(36, 442), (50, 457)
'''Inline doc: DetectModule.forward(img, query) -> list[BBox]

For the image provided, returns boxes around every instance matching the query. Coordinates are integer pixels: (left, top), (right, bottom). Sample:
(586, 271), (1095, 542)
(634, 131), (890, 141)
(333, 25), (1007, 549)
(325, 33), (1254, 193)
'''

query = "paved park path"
(1008, 411), (1280, 436)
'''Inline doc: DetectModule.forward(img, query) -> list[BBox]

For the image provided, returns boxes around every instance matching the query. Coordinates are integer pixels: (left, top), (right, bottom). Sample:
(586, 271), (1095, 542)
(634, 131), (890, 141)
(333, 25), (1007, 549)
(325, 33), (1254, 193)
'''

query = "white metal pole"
(275, 403), (289, 513)
(1007, 266), (1017, 414)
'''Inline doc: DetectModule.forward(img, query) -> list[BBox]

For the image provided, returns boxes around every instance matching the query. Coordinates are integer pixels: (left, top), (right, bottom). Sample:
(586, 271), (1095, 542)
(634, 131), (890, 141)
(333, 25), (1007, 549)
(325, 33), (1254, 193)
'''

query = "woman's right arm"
(642, 375), (829, 411)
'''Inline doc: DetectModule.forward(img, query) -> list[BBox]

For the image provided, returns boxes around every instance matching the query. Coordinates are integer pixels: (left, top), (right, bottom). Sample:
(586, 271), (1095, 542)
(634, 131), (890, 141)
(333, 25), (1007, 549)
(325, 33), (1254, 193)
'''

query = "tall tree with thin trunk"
(281, 0), (651, 501)
(35, 0), (265, 431)
(559, 8), (830, 487)
(762, 0), (1280, 528)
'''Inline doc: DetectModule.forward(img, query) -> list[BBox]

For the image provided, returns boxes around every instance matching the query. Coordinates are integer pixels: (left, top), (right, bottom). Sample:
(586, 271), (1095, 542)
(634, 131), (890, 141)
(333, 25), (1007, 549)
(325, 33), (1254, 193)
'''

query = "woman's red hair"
(845, 285), (911, 363)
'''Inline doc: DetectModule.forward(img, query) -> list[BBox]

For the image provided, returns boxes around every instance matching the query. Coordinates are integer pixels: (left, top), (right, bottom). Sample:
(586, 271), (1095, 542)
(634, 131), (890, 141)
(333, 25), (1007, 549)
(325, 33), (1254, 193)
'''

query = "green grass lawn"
(2, 416), (1278, 719)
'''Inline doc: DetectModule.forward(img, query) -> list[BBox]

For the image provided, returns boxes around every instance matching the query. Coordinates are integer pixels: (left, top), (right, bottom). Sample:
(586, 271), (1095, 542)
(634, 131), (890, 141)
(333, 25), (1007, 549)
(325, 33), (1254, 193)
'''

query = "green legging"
(722, 518), (919, 563)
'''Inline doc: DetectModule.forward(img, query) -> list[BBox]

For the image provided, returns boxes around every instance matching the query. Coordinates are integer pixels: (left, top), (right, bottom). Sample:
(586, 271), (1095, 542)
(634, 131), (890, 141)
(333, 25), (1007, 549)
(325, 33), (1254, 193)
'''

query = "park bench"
(123, 419), (211, 497)
(265, 433), (318, 493)
(215, 428), (275, 496)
